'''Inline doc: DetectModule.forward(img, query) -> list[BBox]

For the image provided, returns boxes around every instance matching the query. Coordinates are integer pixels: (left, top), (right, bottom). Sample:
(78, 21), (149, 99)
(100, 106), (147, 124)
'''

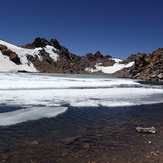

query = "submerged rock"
(1, 153), (9, 162)
(60, 135), (82, 145)
(30, 140), (39, 145)
(136, 127), (157, 134)
(83, 143), (90, 150)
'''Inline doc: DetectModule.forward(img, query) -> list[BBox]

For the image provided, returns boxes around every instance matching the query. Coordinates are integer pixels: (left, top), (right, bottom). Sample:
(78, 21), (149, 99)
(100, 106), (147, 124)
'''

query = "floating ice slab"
(0, 107), (67, 126)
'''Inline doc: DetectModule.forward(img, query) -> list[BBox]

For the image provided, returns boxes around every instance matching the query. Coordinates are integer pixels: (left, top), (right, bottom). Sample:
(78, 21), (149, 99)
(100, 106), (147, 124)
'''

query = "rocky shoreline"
(0, 104), (163, 163)
(1, 121), (163, 163)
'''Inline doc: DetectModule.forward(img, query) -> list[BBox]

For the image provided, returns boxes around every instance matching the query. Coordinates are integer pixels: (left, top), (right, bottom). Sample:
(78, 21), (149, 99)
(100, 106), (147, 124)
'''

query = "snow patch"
(85, 67), (99, 73)
(112, 58), (123, 62)
(0, 51), (37, 72)
(85, 61), (134, 74)
(44, 45), (58, 61)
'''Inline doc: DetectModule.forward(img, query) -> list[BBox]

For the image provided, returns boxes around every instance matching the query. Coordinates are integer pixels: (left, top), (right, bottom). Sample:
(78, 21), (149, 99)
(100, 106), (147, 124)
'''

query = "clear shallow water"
(0, 73), (163, 152)
(0, 104), (163, 149)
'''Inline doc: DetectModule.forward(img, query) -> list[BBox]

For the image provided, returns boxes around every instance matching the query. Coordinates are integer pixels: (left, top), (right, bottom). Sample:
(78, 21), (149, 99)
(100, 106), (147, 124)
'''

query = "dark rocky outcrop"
(22, 37), (49, 49)
(114, 49), (163, 82)
(22, 37), (67, 52)
(50, 38), (62, 50)
(0, 44), (21, 64)
(27, 49), (113, 74)
(23, 38), (114, 74)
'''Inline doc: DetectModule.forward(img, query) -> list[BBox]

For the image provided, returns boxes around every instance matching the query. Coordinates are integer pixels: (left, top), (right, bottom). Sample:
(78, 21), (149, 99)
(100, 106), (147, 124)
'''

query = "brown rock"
(83, 143), (90, 150)
(60, 135), (82, 145)
(114, 49), (163, 82)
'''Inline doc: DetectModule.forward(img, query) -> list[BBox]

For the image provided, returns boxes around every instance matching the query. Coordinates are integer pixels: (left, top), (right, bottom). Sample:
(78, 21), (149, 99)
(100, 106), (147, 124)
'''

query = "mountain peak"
(33, 37), (49, 47)
(21, 37), (62, 50)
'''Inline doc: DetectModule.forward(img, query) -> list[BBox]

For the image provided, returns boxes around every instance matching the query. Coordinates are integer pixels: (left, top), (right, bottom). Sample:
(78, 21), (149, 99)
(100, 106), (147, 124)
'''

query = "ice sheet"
(0, 73), (139, 89)
(0, 73), (163, 126)
(0, 73), (162, 107)
(44, 45), (58, 60)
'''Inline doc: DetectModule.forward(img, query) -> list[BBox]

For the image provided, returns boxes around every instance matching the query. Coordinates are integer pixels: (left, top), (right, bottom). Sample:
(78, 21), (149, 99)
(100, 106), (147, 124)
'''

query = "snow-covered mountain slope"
(0, 38), (135, 74)
(0, 50), (35, 72)
(0, 39), (58, 72)
(0, 38), (134, 74)
(0, 37), (163, 82)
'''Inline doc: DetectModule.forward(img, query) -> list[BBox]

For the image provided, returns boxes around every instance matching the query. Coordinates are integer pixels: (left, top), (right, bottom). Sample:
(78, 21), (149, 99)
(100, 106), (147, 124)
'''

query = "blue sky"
(1, 0), (163, 59)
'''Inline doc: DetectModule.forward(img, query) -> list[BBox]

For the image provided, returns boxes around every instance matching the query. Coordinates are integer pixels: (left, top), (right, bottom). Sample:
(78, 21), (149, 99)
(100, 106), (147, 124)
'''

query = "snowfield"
(0, 39), (58, 72)
(0, 73), (163, 126)
(85, 61), (134, 74)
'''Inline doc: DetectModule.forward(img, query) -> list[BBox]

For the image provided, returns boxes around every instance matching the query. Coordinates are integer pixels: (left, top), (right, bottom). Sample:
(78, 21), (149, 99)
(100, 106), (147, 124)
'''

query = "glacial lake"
(0, 73), (163, 162)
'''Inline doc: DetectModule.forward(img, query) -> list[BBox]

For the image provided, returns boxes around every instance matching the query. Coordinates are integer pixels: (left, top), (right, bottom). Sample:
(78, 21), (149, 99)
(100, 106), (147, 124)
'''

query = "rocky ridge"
(0, 37), (163, 82)
(24, 37), (114, 74)
(114, 49), (163, 82)
(0, 37), (114, 74)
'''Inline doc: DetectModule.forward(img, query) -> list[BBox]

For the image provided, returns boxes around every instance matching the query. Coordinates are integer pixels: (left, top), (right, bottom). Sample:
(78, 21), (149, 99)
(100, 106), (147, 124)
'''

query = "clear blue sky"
(1, 0), (163, 59)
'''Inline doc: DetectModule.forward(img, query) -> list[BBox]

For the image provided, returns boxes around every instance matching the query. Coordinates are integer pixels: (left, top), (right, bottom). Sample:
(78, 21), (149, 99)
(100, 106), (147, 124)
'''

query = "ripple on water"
(0, 103), (163, 149)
